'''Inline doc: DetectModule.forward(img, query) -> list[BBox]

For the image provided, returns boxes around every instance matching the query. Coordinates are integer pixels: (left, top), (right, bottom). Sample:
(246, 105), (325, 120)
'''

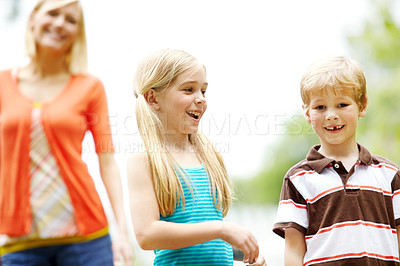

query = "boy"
(273, 56), (400, 265)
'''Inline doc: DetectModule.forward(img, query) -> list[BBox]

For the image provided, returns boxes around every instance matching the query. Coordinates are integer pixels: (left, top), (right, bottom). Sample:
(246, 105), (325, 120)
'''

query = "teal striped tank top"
(154, 164), (233, 265)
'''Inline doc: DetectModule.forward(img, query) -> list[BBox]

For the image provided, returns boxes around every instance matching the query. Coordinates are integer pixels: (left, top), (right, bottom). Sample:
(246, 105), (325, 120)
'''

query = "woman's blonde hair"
(134, 49), (233, 217)
(301, 56), (367, 112)
(25, 0), (87, 74)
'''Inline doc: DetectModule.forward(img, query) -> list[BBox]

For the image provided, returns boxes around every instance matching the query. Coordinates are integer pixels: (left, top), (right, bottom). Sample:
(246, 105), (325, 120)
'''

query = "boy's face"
(304, 91), (366, 150)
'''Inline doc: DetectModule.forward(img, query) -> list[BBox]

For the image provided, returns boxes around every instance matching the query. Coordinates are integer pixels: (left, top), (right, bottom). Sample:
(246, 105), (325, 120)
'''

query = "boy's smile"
(325, 125), (344, 131)
(305, 91), (366, 153)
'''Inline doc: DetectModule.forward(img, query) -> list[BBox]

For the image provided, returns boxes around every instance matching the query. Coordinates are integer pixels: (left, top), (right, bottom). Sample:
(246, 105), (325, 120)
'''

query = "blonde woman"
(0, 0), (132, 265)
(128, 49), (266, 265)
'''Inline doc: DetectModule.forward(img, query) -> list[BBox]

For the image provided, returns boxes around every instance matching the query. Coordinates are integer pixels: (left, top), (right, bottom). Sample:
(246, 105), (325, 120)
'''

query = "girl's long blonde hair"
(134, 49), (233, 217)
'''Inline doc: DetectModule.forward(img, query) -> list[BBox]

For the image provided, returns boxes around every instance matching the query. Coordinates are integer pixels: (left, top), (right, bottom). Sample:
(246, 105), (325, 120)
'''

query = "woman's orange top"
(0, 69), (114, 236)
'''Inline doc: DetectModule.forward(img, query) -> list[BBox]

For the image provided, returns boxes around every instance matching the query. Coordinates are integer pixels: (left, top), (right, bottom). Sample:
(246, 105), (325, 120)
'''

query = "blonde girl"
(0, 0), (132, 265)
(128, 49), (266, 265)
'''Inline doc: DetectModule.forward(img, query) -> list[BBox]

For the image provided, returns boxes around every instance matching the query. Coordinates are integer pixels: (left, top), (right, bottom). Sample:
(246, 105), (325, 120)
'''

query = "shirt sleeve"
(86, 79), (115, 154)
(391, 170), (400, 225)
(273, 175), (308, 238)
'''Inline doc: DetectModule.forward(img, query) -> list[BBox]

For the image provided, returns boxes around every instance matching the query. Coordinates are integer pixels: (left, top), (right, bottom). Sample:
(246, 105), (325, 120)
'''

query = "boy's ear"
(359, 96), (368, 118)
(302, 105), (311, 123)
(144, 89), (160, 111)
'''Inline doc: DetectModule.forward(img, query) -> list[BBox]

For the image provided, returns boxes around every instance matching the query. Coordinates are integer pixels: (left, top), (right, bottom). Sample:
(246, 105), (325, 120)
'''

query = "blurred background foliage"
(1, 0), (21, 22)
(234, 0), (400, 205)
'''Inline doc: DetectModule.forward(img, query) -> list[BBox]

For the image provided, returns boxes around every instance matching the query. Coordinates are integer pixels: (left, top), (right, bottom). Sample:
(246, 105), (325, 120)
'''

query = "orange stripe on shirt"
(306, 186), (343, 203)
(289, 170), (316, 181)
(279, 199), (307, 209)
(370, 163), (398, 172)
(305, 220), (397, 240)
(304, 251), (399, 266)
(345, 184), (392, 196)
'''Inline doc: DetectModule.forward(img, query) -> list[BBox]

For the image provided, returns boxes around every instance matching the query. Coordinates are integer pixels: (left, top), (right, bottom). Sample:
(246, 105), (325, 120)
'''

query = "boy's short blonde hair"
(301, 56), (367, 111)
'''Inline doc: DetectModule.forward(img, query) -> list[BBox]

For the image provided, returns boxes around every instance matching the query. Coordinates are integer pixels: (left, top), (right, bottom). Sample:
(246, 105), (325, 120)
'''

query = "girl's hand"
(248, 254), (267, 266)
(221, 221), (259, 263)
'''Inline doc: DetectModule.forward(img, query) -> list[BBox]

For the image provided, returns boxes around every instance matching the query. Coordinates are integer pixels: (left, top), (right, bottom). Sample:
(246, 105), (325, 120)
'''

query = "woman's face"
(30, 1), (81, 55)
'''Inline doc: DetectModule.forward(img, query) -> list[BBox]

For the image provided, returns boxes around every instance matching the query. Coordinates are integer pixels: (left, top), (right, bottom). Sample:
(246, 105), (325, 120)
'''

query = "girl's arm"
(128, 153), (259, 263)
(284, 228), (306, 266)
(98, 152), (134, 265)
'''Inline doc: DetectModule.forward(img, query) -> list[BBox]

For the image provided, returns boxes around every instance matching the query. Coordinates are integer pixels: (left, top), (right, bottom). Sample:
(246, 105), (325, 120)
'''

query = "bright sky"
(81, 0), (369, 177)
(0, 0), (372, 178)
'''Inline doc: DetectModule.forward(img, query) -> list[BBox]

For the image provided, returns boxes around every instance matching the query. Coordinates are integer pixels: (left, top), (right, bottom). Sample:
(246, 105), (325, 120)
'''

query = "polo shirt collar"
(306, 143), (373, 173)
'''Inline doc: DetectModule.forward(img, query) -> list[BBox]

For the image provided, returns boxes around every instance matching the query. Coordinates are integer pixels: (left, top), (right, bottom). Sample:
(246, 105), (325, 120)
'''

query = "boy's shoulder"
(359, 144), (398, 170)
(370, 153), (399, 170)
(284, 158), (313, 180)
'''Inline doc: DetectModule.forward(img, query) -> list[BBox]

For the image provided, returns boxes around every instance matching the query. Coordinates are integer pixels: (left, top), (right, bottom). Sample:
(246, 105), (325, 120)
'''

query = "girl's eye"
(184, 88), (193, 92)
(201, 90), (206, 96)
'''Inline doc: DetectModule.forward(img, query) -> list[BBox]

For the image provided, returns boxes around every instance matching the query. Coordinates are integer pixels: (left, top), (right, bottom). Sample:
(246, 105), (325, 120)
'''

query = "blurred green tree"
(1, 0), (21, 22)
(349, 0), (400, 164)
(234, 0), (400, 204)
(234, 116), (318, 204)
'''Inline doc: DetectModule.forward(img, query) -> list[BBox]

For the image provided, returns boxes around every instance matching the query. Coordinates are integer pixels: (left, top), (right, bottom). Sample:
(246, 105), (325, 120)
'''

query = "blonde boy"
(273, 56), (400, 265)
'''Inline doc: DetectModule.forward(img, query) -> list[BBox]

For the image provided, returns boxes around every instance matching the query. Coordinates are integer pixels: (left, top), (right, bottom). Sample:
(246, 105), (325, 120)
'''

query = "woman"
(0, 0), (132, 265)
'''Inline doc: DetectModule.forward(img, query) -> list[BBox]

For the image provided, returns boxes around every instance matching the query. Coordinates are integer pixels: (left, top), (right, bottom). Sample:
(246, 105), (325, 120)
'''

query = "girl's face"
(155, 64), (208, 136)
(30, 1), (81, 55)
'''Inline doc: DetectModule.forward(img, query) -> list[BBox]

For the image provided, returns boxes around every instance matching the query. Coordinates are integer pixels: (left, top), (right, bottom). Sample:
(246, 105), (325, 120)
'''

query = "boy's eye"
(315, 105), (325, 110)
(338, 103), (349, 108)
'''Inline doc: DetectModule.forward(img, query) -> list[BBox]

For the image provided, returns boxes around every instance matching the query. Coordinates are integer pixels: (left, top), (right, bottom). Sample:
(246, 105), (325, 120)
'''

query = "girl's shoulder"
(127, 152), (152, 180)
(128, 152), (148, 169)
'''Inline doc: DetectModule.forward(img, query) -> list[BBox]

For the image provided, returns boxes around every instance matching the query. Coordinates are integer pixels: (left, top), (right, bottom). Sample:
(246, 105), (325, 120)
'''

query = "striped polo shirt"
(273, 144), (400, 265)
(154, 165), (233, 265)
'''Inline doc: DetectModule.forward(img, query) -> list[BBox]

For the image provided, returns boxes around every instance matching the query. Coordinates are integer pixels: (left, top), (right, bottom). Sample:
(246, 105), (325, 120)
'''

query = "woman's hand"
(112, 232), (134, 266)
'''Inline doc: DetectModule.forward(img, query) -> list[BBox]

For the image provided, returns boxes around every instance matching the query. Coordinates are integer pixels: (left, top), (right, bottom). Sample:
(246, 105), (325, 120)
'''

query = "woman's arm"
(98, 152), (133, 265)
(284, 228), (306, 266)
(128, 153), (259, 263)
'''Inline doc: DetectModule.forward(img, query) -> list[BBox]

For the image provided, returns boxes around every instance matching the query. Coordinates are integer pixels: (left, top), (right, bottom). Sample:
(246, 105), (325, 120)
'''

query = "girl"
(0, 0), (132, 265)
(128, 49), (266, 265)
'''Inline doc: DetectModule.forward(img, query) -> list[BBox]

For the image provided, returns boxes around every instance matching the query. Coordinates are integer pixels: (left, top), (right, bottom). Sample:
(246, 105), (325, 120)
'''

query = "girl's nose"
(195, 93), (206, 105)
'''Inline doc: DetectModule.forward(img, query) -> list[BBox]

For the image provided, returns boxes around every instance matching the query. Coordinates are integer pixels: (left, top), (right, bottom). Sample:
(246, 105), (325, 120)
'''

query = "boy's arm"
(397, 225), (400, 255)
(285, 228), (306, 266)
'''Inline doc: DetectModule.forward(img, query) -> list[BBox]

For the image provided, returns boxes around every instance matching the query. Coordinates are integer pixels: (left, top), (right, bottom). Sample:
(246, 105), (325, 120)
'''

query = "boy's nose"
(325, 110), (339, 120)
